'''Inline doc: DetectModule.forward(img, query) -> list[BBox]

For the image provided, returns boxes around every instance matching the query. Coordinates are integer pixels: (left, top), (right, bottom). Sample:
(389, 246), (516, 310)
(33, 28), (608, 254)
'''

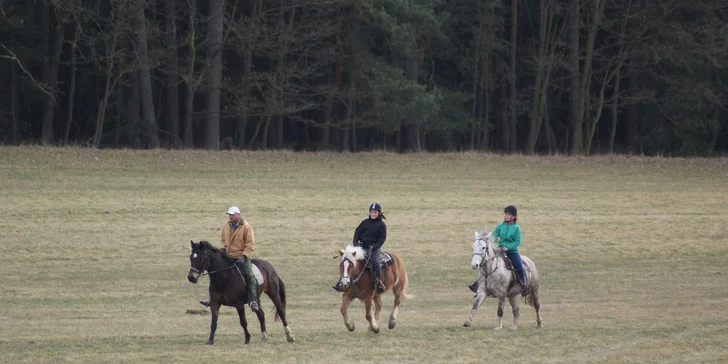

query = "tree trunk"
(626, 75), (639, 153)
(11, 55), (18, 144)
(508, 0), (518, 153)
(41, 14), (65, 145)
(92, 33), (119, 148)
(183, 0), (198, 148)
(205, 0), (224, 150)
(500, 76), (509, 150)
(608, 67), (621, 154)
(527, 0), (561, 154)
(568, 0), (581, 154)
(63, 21), (80, 145)
(341, 79), (356, 152)
(165, 0), (180, 147)
(128, 72), (142, 147)
(134, 1), (159, 148)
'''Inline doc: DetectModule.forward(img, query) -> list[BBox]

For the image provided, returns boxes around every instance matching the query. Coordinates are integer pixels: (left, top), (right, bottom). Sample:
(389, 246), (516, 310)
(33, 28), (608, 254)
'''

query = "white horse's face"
(471, 231), (492, 269)
(338, 245), (364, 287)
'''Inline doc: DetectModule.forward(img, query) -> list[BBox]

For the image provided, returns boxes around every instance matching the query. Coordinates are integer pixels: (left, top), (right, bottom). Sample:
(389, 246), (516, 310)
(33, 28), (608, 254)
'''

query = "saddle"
(363, 251), (394, 269)
(501, 252), (529, 287)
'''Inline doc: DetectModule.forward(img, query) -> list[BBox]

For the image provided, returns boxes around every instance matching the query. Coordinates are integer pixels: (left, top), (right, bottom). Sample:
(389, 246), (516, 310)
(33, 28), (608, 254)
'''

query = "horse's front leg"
(364, 296), (379, 334)
(373, 294), (383, 328)
(508, 295), (520, 330)
(235, 306), (252, 344)
(340, 294), (355, 332)
(464, 279), (487, 327)
(495, 296), (506, 330)
(207, 301), (221, 345)
(253, 306), (267, 343)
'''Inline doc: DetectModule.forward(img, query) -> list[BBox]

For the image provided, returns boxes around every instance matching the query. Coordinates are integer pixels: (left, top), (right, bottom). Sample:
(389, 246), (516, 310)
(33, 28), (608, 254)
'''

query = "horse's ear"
(338, 249), (345, 256)
(352, 250), (357, 257)
(474, 231), (478, 239)
(190, 240), (195, 249)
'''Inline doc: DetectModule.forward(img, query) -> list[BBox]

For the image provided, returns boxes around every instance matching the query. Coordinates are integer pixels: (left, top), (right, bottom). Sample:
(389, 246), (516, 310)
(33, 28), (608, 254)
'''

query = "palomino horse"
(337, 245), (412, 333)
(187, 240), (295, 344)
(463, 230), (543, 329)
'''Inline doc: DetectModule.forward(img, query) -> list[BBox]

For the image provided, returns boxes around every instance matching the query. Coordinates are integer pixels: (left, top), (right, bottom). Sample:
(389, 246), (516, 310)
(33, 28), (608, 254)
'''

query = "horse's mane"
(198, 240), (219, 253)
(341, 245), (366, 263)
(476, 229), (498, 248)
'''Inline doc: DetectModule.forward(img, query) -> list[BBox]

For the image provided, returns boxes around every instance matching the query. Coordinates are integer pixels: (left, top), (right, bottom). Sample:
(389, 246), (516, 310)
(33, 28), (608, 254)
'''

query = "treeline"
(1, 0), (726, 155)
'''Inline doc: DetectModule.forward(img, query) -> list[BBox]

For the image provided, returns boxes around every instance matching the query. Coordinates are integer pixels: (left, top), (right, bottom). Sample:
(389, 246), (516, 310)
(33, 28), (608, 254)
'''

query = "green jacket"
(492, 221), (521, 253)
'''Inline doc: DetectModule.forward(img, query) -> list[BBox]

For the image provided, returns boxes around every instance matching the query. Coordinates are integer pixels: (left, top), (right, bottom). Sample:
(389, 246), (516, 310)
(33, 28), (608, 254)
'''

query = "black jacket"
(353, 216), (387, 250)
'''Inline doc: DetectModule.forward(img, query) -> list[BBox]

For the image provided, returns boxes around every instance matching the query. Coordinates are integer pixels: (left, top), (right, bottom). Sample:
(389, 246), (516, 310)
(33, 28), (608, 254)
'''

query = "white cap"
(227, 206), (241, 215)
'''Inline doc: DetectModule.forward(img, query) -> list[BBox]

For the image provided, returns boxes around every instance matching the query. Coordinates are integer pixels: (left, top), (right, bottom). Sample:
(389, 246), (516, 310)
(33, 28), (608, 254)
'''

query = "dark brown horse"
(187, 240), (295, 344)
(337, 245), (412, 333)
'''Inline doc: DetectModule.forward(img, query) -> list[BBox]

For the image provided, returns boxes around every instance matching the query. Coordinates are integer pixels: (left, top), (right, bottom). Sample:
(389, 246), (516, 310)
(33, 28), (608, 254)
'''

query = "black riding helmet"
(369, 203), (382, 212)
(503, 205), (517, 216)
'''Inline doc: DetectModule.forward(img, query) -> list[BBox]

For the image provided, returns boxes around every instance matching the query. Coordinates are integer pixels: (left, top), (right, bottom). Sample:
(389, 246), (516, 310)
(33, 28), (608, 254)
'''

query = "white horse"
(463, 230), (543, 329)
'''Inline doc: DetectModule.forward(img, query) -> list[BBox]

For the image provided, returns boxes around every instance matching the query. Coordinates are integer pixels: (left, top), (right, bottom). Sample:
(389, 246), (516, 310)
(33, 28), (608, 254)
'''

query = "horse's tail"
(274, 277), (287, 322)
(394, 254), (414, 300)
(402, 272), (414, 300)
(524, 290), (537, 307)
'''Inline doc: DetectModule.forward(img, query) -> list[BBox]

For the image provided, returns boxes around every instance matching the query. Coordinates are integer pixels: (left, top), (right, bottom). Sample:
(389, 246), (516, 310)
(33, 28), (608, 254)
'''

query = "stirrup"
(332, 284), (342, 292)
(249, 300), (260, 312)
(468, 282), (478, 293)
(520, 283), (530, 296)
(375, 281), (385, 293)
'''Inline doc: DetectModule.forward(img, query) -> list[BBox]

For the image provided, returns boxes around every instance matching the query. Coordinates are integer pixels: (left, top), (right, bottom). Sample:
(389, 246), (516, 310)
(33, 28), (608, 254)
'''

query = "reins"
(191, 250), (244, 278)
(475, 239), (500, 277)
(350, 248), (372, 284)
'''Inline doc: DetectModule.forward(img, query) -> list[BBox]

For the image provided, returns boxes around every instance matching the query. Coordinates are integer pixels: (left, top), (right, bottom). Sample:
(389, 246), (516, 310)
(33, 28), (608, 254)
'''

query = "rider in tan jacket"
(221, 206), (259, 311)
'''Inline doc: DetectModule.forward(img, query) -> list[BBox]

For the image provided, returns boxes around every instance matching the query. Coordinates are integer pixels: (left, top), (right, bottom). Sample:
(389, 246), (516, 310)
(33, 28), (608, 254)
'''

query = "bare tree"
(204, 0), (224, 150)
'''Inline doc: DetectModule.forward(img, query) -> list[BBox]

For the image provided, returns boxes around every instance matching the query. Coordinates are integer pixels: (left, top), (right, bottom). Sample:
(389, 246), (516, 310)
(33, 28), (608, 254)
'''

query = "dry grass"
(1, 147), (727, 363)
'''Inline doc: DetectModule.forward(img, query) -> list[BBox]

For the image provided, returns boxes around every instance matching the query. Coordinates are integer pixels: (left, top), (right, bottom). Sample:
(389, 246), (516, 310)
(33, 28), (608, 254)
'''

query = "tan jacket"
(220, 218), (255, 259)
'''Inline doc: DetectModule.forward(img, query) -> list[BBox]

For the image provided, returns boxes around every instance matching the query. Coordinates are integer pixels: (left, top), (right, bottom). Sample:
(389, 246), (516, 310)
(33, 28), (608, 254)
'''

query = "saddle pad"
(252, 264), (264, 286)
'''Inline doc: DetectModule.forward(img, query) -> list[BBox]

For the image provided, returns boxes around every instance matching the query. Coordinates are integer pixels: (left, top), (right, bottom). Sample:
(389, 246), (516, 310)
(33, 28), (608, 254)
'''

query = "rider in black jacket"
(333, 203), (387, 293)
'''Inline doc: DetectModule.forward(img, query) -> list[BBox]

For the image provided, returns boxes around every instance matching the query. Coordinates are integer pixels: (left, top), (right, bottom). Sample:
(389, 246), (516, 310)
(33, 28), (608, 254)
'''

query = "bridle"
(342, 247), (372, 285)
(190, 249), (239, 276)
(473, 237), (499, 277)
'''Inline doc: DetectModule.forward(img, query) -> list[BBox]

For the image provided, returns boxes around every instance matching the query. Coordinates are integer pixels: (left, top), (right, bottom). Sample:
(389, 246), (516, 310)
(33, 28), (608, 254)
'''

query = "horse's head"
(337, 245), (366, 288)
(188, 240), (213, 283)
(471, 230), (494, 269)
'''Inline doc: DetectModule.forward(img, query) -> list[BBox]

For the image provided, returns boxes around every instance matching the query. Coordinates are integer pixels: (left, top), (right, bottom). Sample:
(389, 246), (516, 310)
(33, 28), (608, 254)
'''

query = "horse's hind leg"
(236, 306), (252, 344)
(364, 296), (380, 334)
(253, 307), (267, 343)
(207, 301), (221, 345)
(267, 280), (294, 342)
(389, 284), (404, 329)
(531, 288), (543, 329)
(508, 295), (520, 330)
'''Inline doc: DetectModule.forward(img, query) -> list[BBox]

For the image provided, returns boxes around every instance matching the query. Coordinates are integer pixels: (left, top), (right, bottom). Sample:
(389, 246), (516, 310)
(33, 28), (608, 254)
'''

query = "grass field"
(1, 147), (727, 363)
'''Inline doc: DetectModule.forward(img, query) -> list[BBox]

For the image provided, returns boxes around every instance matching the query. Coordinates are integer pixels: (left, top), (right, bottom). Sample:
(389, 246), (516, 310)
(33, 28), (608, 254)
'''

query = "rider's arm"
(241, 223), (255, 259)
(371, 223), (386, 250)
(352, 220), (364, 245)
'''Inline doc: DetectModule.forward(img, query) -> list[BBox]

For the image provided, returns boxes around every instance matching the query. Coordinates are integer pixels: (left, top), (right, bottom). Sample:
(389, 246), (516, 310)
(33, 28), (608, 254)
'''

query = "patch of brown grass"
(1, 146), (727, 363)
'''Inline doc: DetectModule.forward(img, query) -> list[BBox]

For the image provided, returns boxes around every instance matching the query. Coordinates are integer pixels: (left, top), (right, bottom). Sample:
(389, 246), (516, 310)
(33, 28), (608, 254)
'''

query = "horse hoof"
(388, 320), (396, 329)
(206, 341), (214, 345)
(371, 327), (380, 334)
(346, 324), (355, 332)
(463, 321), (471, 327)
(287, 336), (295, 343)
